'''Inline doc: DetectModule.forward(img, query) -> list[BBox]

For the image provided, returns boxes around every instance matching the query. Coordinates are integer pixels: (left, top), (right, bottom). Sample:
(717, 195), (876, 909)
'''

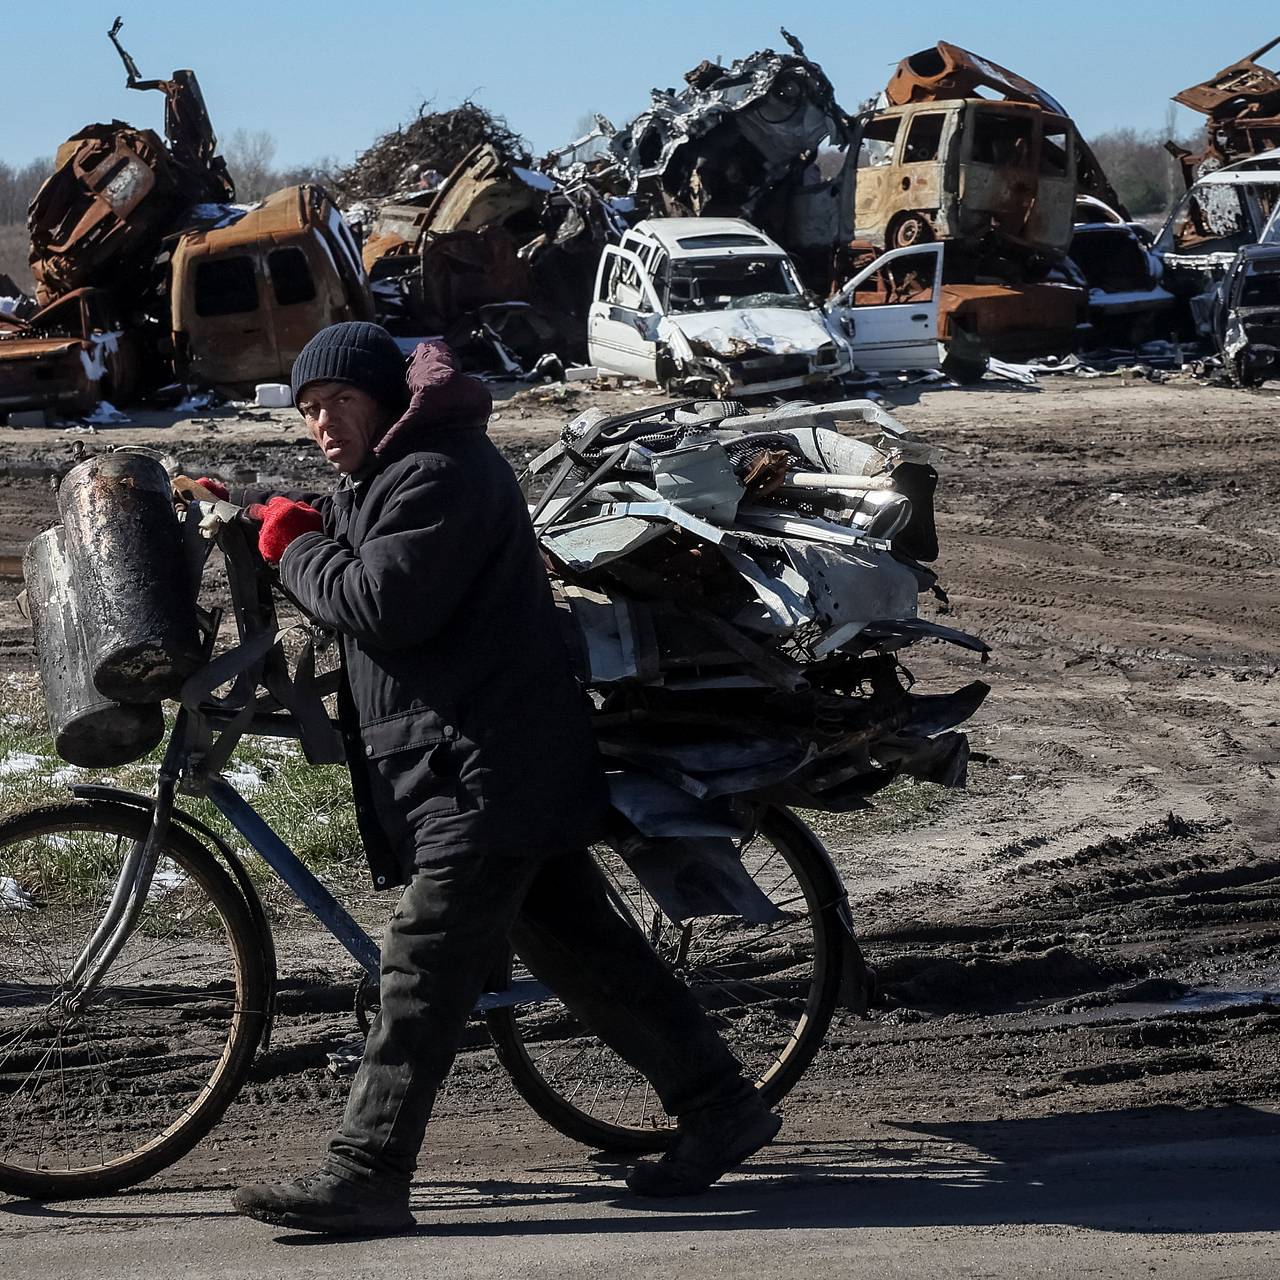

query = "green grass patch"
(0, 675), (369, 921)
(796, 776), (957, 854)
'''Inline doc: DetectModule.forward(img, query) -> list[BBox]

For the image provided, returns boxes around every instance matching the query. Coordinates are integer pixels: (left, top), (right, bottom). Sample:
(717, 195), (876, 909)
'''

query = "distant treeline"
(1090, 127), (1196, 218)
(0, 157), (52, 227)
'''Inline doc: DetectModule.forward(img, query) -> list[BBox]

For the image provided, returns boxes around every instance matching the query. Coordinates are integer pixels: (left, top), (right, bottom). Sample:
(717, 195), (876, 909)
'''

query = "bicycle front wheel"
(487, 807), (846, 1152)
(0, 801), (269, 1198)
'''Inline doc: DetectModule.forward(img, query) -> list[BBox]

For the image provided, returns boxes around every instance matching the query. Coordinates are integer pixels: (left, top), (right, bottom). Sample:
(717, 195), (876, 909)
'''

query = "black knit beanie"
(290, 322), (409, 417)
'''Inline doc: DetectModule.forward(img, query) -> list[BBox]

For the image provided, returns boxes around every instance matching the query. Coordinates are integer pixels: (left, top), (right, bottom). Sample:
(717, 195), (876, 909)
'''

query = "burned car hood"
(661, 306), (835, 358)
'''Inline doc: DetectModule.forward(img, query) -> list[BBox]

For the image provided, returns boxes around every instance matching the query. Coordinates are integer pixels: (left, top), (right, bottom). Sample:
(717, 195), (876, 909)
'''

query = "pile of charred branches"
(331, 101), (529, 203)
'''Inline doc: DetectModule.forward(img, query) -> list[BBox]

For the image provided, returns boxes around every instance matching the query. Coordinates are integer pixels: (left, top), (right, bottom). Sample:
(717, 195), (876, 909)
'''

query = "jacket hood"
(373, 340), (493, 462)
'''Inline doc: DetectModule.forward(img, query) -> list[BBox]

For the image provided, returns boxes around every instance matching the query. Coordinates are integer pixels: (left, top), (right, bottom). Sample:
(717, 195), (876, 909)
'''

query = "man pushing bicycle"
(218, 322), (781, 1235)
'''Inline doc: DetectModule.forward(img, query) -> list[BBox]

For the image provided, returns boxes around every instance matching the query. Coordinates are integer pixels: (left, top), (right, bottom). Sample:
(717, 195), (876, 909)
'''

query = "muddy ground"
(1, 372), (1279, 1272)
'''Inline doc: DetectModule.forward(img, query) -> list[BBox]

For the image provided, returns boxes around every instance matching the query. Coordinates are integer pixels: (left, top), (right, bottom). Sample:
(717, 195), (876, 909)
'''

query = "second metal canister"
(57, 451), (203, 704)
(23, 526), (166, 767)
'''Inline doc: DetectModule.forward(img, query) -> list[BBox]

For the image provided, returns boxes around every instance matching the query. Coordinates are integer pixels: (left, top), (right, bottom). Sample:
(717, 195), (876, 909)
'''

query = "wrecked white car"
(588, 218), (942, 395)
(1154, 150), (1280, 338)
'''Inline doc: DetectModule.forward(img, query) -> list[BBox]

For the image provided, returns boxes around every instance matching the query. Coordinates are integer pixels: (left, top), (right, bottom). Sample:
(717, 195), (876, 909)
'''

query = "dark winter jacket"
(271, 342), (607, 888)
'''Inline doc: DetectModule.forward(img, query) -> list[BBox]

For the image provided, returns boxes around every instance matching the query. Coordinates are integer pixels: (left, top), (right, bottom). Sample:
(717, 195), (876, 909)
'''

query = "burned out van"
(854, 100), (1077, 260)
(170, 184), (373, 393)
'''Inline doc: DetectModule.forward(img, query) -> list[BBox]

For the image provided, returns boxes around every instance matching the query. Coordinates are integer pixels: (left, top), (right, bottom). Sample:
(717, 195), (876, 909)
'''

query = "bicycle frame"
(62, 501), (549, 1015)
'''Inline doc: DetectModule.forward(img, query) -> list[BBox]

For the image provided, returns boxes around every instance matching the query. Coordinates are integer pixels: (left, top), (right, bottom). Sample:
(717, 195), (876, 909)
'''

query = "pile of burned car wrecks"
(0, 20), (371, 420)
(12, 24), (1280, 419)
(848, 41), (1172, 365)
(523, 395), (990, 851)
(1153, 147), (1280, 385)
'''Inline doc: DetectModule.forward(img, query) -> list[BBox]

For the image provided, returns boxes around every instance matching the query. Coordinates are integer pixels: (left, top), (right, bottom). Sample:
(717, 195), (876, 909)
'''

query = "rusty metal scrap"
(524, 397), (988, 814)
(28, 124), (188, 306)
(107, 17), (235, 201)
(16, 19), (372, 410)
(29, 18), (238, 305)
(1169, 37), (1280, 185)
(0, 288), (140, 417)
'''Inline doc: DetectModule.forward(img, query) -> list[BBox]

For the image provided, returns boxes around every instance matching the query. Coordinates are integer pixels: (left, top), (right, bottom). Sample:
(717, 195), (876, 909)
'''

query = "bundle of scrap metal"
(524, 397), (990, 854)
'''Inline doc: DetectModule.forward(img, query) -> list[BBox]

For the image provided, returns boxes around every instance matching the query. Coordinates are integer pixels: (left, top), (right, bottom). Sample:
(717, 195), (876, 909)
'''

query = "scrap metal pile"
(10, 23), (1280, 419)
(525, 396), (989, 826)
(1, 19), (373, 419)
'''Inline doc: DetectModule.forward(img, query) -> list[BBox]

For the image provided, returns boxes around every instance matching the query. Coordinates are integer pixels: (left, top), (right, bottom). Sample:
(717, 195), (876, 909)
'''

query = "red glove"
(250, 496), (323, 565)
(196, 476), (229, 501)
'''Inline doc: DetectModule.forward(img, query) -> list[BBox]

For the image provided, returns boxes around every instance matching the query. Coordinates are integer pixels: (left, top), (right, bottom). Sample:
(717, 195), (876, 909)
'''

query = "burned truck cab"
(854, 99), (1077, 260)
(170, 185), (373, 394)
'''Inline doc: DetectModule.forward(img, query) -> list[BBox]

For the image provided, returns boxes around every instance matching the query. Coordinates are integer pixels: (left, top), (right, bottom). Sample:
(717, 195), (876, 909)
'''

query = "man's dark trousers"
(327, 842), (753, 1182)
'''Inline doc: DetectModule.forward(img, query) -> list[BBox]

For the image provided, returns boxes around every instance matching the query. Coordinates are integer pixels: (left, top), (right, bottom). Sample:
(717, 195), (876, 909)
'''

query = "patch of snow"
(0, 877), (35, 911)
(77, 331), (122, 384)
(174, 390), (217, 413)
(82, 400), (129, 425)
(189, 202), (255, 229)
(0, 751), (45, 777)
(221, 763), (265, 796)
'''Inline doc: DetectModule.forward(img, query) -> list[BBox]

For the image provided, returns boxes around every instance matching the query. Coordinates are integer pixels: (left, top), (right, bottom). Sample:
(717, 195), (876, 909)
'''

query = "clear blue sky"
(2, 2), (1275, 169)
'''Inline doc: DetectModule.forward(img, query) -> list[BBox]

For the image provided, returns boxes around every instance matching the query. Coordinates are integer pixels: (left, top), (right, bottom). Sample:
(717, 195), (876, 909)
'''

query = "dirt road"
(2, 374), (1279, 1272)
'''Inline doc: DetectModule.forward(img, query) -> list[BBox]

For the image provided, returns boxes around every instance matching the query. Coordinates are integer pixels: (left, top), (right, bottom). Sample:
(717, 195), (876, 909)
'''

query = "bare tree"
(0, 157), (53, 225)
(224, 128), (280, 203)
(1090, 128), (1195, 218)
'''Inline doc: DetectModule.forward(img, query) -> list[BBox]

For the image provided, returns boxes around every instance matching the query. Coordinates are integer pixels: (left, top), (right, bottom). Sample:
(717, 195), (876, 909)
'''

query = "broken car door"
(826, 243), (944, 372)
(587, 246), (662, 380)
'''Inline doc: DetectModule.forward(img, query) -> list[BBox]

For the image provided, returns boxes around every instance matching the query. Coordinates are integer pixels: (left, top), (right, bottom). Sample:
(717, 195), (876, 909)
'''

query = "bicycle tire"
(0, 800), (269, 1198)
(486, 807), (846, 1153)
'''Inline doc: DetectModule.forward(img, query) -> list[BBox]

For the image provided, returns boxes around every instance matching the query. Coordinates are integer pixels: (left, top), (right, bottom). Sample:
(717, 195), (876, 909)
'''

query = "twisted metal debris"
(524, 396), (990, 851)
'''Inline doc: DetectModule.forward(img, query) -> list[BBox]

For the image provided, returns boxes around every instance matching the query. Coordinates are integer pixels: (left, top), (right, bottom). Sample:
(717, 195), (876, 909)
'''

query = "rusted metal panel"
(1170, 38), (1280, 185)
(0, 288), (139, 416)
(887, 41), (1067, 112)
(423, 144), (548, 236)
(0, 337), (98, 416)
(23, 526), (166, 766)
(1174, 37), (1280, 117)
(57, 452), (204, 704)
(938, 282), (1084, 356)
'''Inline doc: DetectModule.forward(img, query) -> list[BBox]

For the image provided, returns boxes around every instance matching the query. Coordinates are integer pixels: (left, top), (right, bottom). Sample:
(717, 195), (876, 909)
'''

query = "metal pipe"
(783, 472), (896, 492)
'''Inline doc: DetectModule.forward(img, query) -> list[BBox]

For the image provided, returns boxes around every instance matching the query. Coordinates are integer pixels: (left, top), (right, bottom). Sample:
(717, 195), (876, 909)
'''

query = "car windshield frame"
(659, 253), (809, 314)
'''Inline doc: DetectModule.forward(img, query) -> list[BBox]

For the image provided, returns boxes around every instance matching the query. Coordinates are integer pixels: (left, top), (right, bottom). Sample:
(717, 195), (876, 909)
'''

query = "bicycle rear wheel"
(486, 807), (846, 1152)
(0, 801), (269, 1198)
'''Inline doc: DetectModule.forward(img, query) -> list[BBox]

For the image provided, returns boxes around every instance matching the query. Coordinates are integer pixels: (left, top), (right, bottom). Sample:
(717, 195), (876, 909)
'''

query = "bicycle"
(0, 497), (865, 1199)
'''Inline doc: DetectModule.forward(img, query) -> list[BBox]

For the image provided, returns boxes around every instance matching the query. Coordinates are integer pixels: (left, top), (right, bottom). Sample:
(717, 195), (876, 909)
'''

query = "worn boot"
(231, 1168), (414, 1235)
(626, 1094), (783, 1197)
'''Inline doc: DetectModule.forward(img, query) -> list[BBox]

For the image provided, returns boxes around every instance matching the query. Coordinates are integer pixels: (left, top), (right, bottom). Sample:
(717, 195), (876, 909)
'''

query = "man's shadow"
(8, 1103), (1279, 1243)
(277, 1101), (1280, 1244)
